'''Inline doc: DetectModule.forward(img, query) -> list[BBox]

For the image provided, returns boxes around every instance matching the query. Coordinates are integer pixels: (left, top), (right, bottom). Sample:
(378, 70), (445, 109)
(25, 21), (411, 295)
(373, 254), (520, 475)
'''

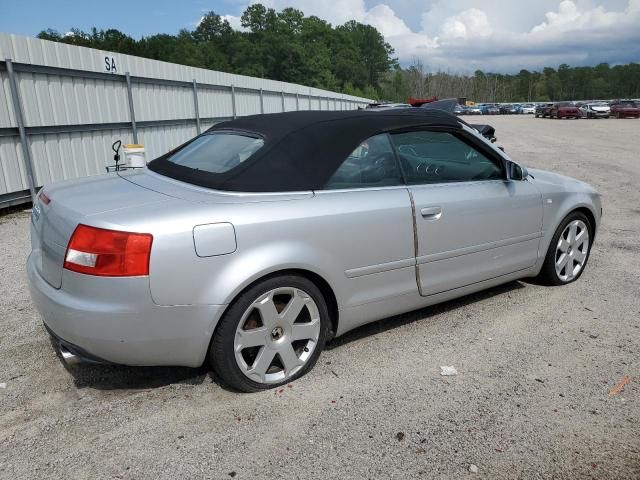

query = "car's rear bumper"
(557, 111), (581, 117)
(615, 111), (640, 117)
(27, 252), (226, 367)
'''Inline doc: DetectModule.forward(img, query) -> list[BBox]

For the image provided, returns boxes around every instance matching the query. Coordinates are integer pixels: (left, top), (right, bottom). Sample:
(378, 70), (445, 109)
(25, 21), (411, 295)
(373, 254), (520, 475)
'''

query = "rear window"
(166, 132), (264, 174)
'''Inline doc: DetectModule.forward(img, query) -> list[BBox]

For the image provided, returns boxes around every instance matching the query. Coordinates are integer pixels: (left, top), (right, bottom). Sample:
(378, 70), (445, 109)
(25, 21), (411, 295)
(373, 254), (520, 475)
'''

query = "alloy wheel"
(233, 287), (321, 384)
(555, 219), (590, 282)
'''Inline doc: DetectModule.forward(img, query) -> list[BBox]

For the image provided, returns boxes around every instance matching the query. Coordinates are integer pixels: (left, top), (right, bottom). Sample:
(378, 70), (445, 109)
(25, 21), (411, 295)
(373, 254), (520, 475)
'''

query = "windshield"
(166, 132), (264, 174)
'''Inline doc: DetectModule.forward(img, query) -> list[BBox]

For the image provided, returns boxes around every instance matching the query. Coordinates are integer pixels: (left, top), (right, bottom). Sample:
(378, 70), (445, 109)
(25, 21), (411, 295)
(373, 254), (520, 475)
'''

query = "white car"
(520, 104), (536, 114)
(579, 103), (610, 119)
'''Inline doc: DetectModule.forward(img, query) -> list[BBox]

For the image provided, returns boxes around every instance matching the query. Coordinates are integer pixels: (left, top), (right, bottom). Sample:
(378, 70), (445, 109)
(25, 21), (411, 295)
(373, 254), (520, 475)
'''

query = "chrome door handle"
(420, 206), (442, 220)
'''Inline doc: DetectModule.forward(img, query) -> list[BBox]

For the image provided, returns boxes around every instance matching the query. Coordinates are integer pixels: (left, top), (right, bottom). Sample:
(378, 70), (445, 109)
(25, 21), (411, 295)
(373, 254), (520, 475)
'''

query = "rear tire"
(537, 211), (593, 286)
(209, 274), (330, 392)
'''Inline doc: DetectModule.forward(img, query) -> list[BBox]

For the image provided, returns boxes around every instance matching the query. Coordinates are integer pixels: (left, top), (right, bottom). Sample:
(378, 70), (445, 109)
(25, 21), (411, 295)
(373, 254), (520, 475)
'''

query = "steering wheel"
(471, 165), (499, 181)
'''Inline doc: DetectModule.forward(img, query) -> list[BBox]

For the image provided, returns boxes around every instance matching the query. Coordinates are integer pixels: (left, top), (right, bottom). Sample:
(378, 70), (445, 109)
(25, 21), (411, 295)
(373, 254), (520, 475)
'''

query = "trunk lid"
(31, 174), (171, 288)
(119, 169), (313, 203)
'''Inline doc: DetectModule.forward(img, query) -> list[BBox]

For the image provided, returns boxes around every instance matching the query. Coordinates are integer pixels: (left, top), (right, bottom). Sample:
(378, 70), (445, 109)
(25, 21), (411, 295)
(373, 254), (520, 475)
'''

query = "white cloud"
(532, 0), (625, 33)
(362, 4), (412, 37)
(209, 0), (640, 72)
(439, 8), (493, 39)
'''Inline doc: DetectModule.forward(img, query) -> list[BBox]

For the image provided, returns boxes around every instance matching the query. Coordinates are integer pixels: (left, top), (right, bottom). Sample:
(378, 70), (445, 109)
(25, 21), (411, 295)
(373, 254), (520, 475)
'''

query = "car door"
(312, 133), (417, 308)
(390, 128), (543, 296)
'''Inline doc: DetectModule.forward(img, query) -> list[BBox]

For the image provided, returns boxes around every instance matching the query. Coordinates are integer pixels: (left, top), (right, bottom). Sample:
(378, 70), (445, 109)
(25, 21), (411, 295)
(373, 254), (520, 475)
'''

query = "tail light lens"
(38, 190), (51, 205)
(64, 224), (153, 277)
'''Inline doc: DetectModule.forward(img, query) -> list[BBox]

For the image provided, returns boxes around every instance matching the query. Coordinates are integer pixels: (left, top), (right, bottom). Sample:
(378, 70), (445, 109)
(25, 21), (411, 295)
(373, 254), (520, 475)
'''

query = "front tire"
(209, 275), (330, 392)
(538, 211), (593, 286)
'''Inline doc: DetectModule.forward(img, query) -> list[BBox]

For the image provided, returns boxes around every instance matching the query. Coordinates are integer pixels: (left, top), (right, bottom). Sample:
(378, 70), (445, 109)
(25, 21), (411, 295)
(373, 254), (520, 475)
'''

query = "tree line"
(38, 4), (392, 99)
(38, 3), (639, 103)
(379, 61), (640, 103)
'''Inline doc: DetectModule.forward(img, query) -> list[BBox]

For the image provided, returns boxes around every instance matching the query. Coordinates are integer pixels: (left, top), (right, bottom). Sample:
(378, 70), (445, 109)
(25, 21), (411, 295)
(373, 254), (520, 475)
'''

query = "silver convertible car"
(28, 110), (601, 392)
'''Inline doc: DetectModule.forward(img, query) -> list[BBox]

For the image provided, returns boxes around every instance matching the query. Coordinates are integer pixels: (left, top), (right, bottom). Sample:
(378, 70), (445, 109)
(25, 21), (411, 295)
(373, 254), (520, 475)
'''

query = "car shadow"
(68, 362), (212, 390)
(65, 280), (526, 391)
(326, 280), (526, 349)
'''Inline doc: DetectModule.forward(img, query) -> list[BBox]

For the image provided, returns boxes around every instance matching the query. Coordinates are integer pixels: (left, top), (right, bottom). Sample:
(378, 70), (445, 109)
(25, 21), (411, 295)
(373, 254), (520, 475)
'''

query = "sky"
(1, 0), (639, 73)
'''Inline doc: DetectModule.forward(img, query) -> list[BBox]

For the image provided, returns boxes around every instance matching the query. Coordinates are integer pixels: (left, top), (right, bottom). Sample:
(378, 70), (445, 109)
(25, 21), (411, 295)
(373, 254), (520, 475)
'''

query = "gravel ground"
(1, 115), (638, 479)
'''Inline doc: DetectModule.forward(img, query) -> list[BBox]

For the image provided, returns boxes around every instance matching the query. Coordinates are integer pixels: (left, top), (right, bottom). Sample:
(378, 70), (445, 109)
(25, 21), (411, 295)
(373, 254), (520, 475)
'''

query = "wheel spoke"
(574, 249), (587, 264)
(566, 257), (575, 276)
(556, 253), (569, 271)
(278, 343), (302, 374)
(236, 328), (268, 350)
(574, 229), (587, 248)
(255, 294), (279, 329)
(281, 290), (307, 325)
(558, 238), (570, 253)
(568, 222), (578, 244)
(249, 347), (276, 378)
(292, 320), (319, 341)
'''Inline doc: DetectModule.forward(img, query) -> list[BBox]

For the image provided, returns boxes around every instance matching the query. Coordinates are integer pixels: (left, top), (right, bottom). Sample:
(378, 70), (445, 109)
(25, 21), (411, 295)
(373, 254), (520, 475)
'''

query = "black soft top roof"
(148, 109), (462, 192)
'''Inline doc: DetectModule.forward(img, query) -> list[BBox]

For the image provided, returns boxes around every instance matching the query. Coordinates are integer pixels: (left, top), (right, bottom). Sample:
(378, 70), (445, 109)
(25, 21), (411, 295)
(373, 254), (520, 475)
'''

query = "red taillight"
(38, 190), (51, 205)
(64, 224), (153, 277)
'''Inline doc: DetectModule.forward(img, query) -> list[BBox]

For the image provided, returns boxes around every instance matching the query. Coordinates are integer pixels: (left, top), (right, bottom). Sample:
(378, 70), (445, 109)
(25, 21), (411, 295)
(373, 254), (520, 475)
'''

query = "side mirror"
(508, 161), (528, 181)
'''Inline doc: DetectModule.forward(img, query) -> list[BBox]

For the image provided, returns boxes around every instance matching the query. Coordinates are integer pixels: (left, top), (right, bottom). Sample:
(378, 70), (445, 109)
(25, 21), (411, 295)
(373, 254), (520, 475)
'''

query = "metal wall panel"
(284, 94), (297, 112)
(263, 92), (284, 113)
(235, 90), (261, 117)
(198, 89), (233, 118)
(0, 33), (372, 205)
(29, 128), (133, 186)
(17, 72), (130, 126)
(0, 70), (16, 128)
(133, 83), (194, 122)
(0, 136), (26, 193)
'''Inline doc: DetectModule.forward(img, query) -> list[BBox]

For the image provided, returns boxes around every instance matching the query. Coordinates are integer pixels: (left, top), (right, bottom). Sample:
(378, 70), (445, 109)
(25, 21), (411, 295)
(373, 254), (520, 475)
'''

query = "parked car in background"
(454, 104), (465, 115)
(549, 102), (582, 119)
(520, 104), (536, 114)
(499, 104), (519, 114)
(480, 104), (500, 115)
(535, 103), (554, 118)
(27, 109), (601, 392)
(466, 105), (483, 115)
(610, 100), (640, 118)
(579, 102), (611, 119)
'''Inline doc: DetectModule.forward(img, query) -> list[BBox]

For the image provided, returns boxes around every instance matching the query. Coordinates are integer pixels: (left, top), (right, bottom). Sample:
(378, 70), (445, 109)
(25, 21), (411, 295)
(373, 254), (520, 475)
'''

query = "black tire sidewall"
(540, 211), (593, 286)
(209, 274), (330, 392)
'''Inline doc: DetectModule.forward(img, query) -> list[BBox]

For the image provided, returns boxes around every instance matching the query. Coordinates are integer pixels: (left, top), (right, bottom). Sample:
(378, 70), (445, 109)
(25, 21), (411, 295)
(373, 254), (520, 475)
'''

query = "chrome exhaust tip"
(59, 344), (82, 366)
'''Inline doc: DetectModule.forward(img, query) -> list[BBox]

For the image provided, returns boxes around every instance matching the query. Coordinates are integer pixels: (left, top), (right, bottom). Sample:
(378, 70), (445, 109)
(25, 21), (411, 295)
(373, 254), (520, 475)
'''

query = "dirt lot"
(1, 115), (639, 479)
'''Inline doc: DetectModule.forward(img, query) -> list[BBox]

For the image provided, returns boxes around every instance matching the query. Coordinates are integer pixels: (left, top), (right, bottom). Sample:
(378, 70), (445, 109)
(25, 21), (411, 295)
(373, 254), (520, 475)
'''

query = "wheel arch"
(571, 206), (597, 242)
(533, 199), (599, 278)
(211, 267), (340, 344)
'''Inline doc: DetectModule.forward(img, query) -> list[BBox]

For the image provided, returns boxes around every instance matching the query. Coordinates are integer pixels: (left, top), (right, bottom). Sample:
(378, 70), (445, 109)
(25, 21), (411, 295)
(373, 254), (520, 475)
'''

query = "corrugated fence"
(0, 33), (372, 207)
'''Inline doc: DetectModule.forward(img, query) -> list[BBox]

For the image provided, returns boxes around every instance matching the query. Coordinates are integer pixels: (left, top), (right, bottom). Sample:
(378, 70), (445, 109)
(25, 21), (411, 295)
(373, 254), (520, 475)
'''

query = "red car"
(610, 101), (640, 119)
(549, 102), (582, 119)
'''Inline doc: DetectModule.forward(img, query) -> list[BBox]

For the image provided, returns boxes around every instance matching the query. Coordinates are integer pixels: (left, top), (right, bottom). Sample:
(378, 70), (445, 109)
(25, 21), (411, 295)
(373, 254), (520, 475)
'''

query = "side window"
(324, 134), (403, 190)
(391, 131), (503, 185)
